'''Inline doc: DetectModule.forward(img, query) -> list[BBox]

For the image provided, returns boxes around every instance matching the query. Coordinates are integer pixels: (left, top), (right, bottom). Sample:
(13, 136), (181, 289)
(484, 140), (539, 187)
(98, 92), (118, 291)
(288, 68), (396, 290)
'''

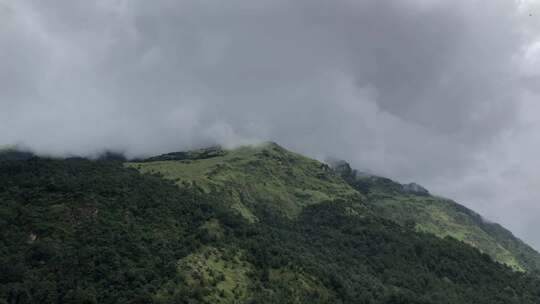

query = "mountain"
(330, 160), (540, 273)
(1, 143), (540, 304)
(126, 143), (360, 221)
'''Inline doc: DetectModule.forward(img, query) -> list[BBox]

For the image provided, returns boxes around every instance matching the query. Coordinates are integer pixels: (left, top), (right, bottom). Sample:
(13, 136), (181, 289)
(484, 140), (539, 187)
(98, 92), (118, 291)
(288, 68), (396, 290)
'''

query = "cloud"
(1, 0), (540, 247)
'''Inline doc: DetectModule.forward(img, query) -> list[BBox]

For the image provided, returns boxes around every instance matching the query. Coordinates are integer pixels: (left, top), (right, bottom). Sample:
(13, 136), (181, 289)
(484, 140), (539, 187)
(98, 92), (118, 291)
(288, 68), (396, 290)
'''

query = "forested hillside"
(1, 144), (540, 303)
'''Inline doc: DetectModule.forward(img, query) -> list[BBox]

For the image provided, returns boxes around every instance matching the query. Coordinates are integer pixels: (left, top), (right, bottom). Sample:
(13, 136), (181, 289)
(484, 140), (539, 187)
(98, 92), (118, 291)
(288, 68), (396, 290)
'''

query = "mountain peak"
(127, 143), (361, 220)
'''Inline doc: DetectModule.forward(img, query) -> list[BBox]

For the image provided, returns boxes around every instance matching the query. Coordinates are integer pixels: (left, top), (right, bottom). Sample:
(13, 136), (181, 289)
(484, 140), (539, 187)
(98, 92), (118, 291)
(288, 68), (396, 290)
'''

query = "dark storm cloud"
(1, 0), (540, 247)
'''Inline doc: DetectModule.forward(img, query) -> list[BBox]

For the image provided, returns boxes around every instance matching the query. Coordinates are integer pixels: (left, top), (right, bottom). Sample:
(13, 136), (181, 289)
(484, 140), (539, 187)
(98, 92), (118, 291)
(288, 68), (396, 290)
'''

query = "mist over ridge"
(2, 0), (540, 248)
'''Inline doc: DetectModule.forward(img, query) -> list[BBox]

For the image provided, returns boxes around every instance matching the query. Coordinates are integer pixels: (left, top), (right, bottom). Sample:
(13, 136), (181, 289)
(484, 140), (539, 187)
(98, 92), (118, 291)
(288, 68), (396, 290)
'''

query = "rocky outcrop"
(402, 182), (429, 196)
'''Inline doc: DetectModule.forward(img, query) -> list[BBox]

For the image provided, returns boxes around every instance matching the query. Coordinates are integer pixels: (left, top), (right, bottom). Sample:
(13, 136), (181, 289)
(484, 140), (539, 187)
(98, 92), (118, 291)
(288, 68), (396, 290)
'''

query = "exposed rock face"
(402, 182), (430, 196)
(328, 159), (430, 196)
(328, 159), (354, 177)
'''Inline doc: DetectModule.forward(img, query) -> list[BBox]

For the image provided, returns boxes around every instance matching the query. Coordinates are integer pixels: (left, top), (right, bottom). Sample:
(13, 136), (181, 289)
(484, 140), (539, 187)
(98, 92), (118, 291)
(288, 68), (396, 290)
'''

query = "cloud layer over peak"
(1, 0), (540, 247)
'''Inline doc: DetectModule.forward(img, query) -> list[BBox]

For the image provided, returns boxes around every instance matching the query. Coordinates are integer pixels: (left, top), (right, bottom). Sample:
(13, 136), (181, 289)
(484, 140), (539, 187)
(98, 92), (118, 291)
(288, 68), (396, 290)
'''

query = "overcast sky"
(1, 0), (540, 248)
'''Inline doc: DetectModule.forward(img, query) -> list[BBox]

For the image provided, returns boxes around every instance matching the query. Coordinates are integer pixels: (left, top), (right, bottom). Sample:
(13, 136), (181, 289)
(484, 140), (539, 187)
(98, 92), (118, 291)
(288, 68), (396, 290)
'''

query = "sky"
(1, 0), (540, 248)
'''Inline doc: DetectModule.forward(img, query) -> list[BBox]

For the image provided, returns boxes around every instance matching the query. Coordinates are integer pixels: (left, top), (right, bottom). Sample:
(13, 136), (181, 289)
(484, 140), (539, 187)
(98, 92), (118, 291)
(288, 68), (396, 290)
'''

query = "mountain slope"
(331, 160), (540, 272)
(128, 143), (540, 272)
(2, 145), (540, 303)
(126, 142), (361, 221)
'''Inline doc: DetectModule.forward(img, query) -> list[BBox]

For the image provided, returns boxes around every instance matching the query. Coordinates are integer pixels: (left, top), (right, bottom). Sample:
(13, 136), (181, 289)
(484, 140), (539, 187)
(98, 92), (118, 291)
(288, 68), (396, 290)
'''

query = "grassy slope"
(156, 246), (253, 303)
(126, 142), (361, 221)
(125, 143), (369, 302)
(374, 194), (524, 271)
(128, 144), (540, 272)
(341, 171), (540, 272)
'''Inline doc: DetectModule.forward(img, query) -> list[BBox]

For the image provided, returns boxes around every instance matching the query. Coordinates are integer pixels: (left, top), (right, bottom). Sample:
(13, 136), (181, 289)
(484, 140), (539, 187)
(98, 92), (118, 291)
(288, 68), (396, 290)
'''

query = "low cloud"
(1, 0), (540, 247)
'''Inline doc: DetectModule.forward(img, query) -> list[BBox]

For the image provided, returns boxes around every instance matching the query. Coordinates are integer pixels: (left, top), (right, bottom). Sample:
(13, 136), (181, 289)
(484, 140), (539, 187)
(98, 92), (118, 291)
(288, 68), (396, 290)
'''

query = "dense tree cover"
(0, 158), (213, 303)
(233, 202), (540, 303)
(1, 157), (540, 303)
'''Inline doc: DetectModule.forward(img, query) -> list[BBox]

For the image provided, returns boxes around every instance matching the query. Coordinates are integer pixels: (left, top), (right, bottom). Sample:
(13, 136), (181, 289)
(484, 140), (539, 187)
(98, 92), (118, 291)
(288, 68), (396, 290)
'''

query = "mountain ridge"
(129, 144), (540, 272)
(329, 158), (540, 272)
(3, 143), (539, 271)
(2, 143), (540, 303)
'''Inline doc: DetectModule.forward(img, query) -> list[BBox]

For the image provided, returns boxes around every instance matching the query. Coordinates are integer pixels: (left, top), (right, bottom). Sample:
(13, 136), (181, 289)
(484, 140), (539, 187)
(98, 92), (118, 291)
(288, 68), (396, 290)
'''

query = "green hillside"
(129, 143), (540, 272)
(332, 160), (540, 272)
(2, 144), (540, 303)
(126, 143), (360, 221)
